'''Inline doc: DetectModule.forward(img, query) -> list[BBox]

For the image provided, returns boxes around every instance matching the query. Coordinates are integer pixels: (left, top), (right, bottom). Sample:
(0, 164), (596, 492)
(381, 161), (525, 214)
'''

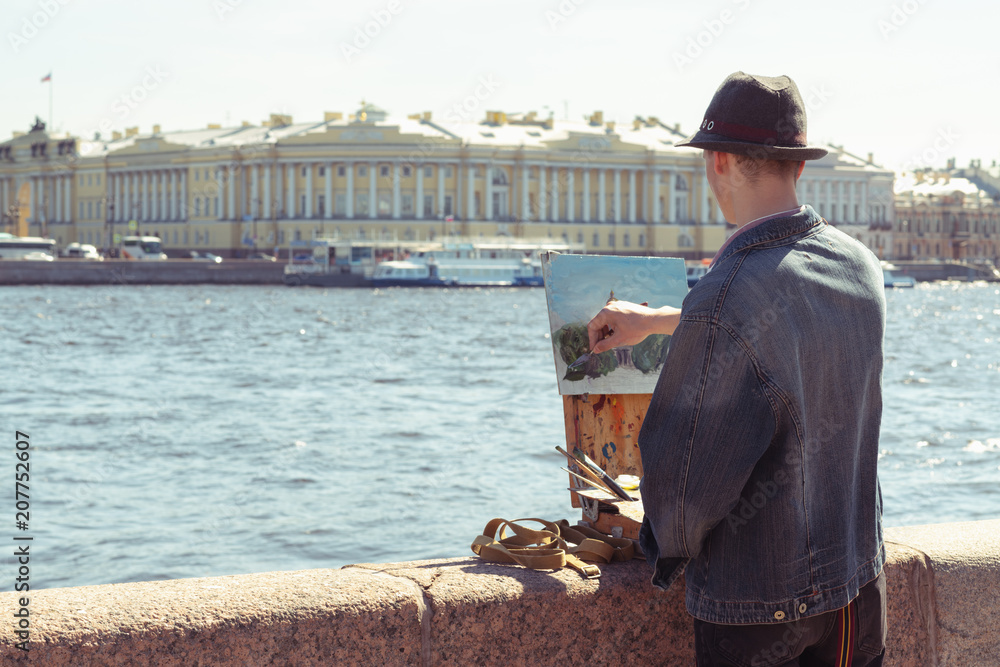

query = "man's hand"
(587, 301), (682, 354)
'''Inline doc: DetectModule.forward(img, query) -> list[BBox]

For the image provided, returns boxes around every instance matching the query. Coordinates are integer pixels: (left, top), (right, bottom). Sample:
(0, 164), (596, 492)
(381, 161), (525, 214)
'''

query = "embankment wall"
(0, 260), (285, 285)
(1, 519), (997, 665)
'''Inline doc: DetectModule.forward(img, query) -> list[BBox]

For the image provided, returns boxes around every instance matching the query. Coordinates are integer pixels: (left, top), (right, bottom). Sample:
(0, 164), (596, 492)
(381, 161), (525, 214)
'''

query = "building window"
(380, 165), (390, 178)
(623, 232), (631, 247)
(183, 229), (188, 244)
(294, 229), (302, 241)
(338, 166), (345, 177)
(88, 175), (93, 187)
(87, 201), (93, 219)
(195, 170), (200, 181)
(402, 165), (411, 177)
(319, 166), (325, 177)
(444, 195), (453, 216)
(474, 192), (481, 217)
(278, 230), (285, 244)
(378, 192), (392, 216)
(424, 166), (433, 178)
(96, 201), (102, 219)
(215, 198), (220, 216)
(423, 195), (434, 217)
(301, 167), (307, 177)
(819, 204), (825, 217)
(638, 233), (645, 246)
(577, 232), (583, 244)
(531, 167), (539, 180)
(195, 198), (201, 216)
(301, 194), (307, 216)
(608, 233), (615, 247)
(359, 165), (368, 177)
(402, 194), (413, 216)
(592, 232), (599, 247)
(445, 166), (453, 178)
(842, 204), (847, 221)
(79, 175), (84, 186)
(356, 192), (369, 215)
(335, 193), (346, 215)
(318, 195), (325, 217)
(96, 175), (101, 186)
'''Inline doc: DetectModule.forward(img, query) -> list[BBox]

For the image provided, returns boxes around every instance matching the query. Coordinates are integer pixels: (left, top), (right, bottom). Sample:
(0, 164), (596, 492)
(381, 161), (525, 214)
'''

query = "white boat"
(372, 239), (580, 287)
(882, 262), (916, 288)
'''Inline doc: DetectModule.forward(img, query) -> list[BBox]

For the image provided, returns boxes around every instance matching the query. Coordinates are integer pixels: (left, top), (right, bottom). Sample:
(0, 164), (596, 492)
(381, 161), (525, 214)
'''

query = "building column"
(287, 163), (296, 219)
(550, 167), (559, 221)
(521, 166), (531, 221)
(263, 164), (272, 221)
(627, 169), (636, 223)
(345, 162), (354, 218)
(485, 164), (493, 221)
(416, 163), (425, 220)
(437, 163), (445, 217)
(582, 168), (591, 222)
(598, 169), (607, 223)
(53, 176), (62, 223)
(325, 162), (333, 220)
(159, 171), (168, 221)
(274, 164), (283, 219)
(613, 169), (622, 223)
(369, 162), (377, 219)
(304, 163), (313, 219)
(666, 170), (675, 223)
(466, 164), (475, 219)
(825, 180), (833, 220)
(860, 181), (868, 223)
(179, 169), (187, 221)
(567, 167), (575, 222)
(228, 167), (236, 221)
(849, 180), (857, 223)
(140, 172), (148, 221)
(121, 174), (129, 222)
(114, 174), (122, 223)
(392, 161), (401, 219)
(539, 166), (547, 222)
(251, 164), (260, 219)
(169, 171), (177, 221)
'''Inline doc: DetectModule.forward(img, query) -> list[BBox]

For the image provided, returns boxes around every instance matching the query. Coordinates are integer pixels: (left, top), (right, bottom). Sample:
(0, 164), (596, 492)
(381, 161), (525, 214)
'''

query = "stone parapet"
(2, 519), (997, 665)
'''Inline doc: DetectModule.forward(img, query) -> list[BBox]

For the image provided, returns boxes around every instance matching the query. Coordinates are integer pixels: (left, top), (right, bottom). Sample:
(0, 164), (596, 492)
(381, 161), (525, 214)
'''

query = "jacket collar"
(712, 205), (825, 268)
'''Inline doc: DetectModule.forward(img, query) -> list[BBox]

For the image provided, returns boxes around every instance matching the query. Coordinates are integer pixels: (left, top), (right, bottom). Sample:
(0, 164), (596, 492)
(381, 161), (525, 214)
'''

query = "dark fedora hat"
(676, 72), (828, 161)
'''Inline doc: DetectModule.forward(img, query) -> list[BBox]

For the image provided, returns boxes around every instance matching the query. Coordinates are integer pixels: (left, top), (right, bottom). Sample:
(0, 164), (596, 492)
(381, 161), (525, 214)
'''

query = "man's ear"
(713, 150), (730, 176)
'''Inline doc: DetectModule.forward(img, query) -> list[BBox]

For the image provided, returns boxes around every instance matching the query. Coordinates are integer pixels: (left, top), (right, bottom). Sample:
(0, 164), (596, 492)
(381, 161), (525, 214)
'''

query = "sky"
(3, 0), (998, 174)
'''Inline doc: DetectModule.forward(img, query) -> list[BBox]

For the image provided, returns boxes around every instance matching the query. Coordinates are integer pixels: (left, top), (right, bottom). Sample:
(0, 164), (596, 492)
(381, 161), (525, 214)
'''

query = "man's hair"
(733, 154), (801, 184)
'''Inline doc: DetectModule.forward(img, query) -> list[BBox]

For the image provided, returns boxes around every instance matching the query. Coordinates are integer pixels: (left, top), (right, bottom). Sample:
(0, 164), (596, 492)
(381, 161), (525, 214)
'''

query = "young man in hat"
(587, 72), (887, 666)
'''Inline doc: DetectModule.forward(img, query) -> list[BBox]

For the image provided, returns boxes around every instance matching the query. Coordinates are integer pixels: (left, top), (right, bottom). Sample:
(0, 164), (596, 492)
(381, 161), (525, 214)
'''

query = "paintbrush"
(555, 445), (613, 492)
(571, 447), (636, 502)
(560, 466), (616, 495)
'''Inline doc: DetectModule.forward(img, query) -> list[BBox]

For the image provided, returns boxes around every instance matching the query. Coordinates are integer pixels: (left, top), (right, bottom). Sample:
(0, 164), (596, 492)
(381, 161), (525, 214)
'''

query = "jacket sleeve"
(638, 315), (776, 564)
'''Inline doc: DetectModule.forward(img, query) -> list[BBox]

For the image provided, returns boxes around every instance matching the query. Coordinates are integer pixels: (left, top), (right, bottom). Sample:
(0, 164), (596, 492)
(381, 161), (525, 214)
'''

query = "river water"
(2, 281), (998, 590)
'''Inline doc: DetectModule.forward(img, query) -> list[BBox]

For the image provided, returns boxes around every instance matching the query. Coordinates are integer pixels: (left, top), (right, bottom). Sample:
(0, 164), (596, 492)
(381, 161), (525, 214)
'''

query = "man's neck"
(730, 185), (801, 229)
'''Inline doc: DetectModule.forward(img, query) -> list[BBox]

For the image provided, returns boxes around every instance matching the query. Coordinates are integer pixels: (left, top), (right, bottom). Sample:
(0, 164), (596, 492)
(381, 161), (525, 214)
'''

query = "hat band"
(701, 118), (807, 147)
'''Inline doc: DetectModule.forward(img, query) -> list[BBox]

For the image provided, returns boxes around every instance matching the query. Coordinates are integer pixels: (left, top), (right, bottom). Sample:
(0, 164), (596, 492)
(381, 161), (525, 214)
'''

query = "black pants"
(694, 570), (887, 667)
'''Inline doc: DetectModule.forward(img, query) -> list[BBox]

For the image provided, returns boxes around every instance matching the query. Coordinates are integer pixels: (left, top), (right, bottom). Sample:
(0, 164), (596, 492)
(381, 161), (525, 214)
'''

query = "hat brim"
(676, 131), (828, 161)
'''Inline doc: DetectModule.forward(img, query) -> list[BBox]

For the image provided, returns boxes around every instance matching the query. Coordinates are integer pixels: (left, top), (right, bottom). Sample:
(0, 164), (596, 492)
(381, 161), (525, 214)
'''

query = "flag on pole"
(40, 72), (51, 82)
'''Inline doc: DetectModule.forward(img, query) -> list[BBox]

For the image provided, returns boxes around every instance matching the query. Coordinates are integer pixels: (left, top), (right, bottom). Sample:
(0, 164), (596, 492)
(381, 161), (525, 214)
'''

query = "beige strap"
(470, 518), (634, 579)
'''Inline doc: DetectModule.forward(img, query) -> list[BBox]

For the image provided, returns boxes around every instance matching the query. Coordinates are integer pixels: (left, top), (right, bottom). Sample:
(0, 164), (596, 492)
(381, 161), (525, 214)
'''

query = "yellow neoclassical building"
(0, 105), (894, 259)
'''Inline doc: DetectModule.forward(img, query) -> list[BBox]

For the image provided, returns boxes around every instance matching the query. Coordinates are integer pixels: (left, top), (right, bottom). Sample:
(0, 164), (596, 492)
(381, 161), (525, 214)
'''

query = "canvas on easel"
(541, 252), (688, 538)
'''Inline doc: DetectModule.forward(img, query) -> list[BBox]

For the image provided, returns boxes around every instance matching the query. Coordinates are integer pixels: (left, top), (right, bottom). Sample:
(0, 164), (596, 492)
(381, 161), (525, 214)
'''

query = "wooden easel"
(562, 393), (650, 539)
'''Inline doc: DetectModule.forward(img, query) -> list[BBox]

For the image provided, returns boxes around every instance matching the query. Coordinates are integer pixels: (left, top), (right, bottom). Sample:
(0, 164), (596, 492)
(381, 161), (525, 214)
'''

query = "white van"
(121, 236), (167, 260)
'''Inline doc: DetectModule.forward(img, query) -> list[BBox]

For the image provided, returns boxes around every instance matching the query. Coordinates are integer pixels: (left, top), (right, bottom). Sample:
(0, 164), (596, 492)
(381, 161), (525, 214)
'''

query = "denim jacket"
(638, 205), (886, 625)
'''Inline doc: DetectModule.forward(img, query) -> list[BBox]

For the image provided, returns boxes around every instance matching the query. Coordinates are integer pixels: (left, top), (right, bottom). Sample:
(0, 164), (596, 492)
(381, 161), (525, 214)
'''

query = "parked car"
(188, 251), (223, 263)
(247, 252), (277, 261)
(62, 243), (103, 260)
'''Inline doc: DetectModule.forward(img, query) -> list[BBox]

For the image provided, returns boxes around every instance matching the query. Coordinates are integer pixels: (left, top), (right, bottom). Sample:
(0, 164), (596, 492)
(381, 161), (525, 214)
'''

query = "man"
(587, 73), (887, 666)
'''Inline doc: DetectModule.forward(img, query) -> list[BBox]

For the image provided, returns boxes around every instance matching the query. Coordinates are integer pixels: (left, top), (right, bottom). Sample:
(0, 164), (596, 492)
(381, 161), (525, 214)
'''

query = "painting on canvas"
(541, 252), (688, 396)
